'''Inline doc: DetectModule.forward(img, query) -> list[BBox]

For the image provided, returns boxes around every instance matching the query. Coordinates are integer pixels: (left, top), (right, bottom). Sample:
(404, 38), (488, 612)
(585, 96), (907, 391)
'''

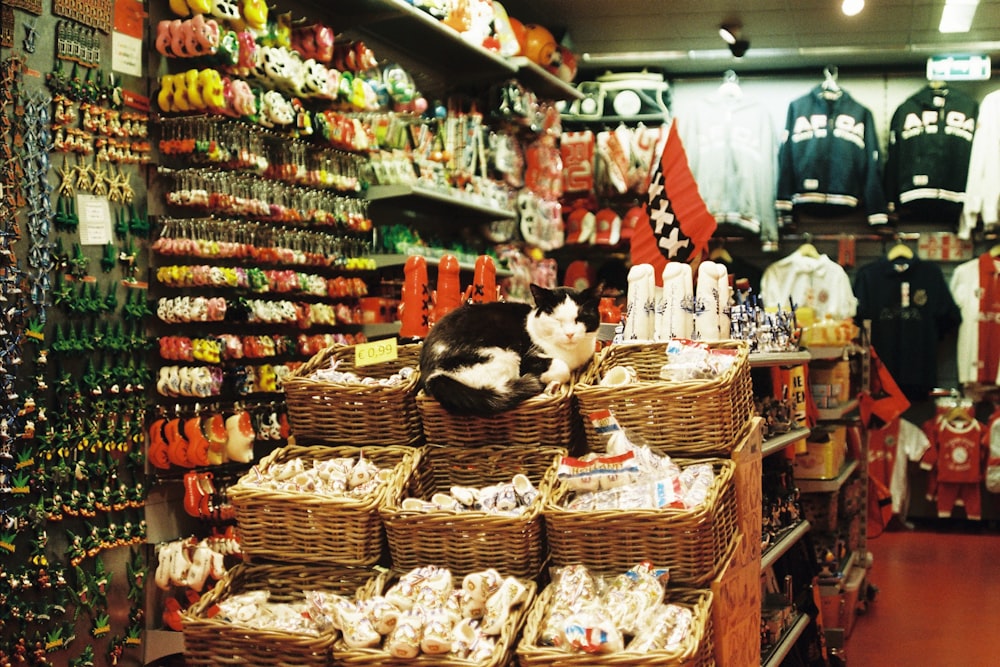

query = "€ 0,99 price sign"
(355, 338), (399, 367)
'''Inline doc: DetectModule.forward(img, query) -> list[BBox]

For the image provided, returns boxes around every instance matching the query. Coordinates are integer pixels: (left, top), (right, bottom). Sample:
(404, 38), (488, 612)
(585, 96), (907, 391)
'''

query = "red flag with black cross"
(629, 120), (717, 283)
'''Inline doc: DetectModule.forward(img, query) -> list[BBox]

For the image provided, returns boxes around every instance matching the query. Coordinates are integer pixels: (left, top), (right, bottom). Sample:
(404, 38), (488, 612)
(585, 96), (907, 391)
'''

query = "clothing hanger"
(718, 69), (742, 98)
(796, 242), (820, 259)
(887, 242), (914, 261)
(709, 242), (733, 264)
(795, 233), (820, 259)
(945, 405), (972, 425)
(821, 65), (842, 100)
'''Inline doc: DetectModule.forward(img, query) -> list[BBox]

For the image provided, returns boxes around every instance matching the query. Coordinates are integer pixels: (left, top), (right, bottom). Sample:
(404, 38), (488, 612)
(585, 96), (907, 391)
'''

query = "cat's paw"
(544, 380), (564, 395)
(540, 358), (571, 386)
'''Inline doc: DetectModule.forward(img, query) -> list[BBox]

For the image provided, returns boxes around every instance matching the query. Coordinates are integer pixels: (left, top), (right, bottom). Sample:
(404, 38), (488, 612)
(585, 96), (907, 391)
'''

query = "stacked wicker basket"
(182, 337), (753, 667)
(181, 344), (426, 667)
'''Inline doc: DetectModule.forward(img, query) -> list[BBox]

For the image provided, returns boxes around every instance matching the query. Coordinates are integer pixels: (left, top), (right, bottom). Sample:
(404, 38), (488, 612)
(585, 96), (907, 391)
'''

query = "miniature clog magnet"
(156, 74), (178, 112)
(183, 69), (205, 109)
(210, 0), (240, 22)
(199, 69), (225, 112)
(224, 411), (254, 463)
(155, 21), (177, 56)
(169, 0), (191, 17)
(227, 78), (257, 118)
(171, 74), (193, 112)
(241, 0), (268, 31)
(188, 14), (221, 56)
(187, 0), (212, 15)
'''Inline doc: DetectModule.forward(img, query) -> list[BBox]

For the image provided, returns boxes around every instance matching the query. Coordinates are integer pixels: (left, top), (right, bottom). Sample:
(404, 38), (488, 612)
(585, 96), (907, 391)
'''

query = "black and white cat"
(420, 284), (602, 416)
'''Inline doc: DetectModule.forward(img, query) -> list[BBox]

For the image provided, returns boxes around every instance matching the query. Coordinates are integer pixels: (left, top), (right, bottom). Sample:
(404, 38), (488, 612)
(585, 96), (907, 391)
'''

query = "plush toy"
(548, 45), (578, 83)
(492, 3), (521, 56)
(521, 23), (558, 68)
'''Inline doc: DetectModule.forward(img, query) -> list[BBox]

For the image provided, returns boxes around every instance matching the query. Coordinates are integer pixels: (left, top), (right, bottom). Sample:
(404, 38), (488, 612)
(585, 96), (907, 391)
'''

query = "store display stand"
(749, 342), (875, 665)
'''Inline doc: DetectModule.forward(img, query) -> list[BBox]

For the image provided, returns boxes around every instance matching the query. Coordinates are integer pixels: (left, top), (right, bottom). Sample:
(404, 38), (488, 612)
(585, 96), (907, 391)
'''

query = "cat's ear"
(583, 281), (605, 304)
(529, 283), (553, 307)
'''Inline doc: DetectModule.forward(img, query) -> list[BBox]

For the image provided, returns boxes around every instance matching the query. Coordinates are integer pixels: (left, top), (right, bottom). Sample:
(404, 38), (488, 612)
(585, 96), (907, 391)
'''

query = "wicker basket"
(381, 445), (565, 578)
(574, 340), (753, 456)
(333, 572), (536, 667)
(544, 459), (738, 586)
(284, 343), (423, 446)
(516, 587), (714, 667)
(182, 562), (386, 667)
(416, 383), (577, 448)
(229, 441), (419, 565)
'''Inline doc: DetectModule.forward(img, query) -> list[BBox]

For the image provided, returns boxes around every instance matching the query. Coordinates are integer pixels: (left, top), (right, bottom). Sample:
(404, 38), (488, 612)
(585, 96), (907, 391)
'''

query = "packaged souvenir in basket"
(557, 411), (717, 512)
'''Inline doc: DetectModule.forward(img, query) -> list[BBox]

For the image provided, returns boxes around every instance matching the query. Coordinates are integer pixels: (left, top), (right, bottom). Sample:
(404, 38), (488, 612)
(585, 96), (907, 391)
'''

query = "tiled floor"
(846, 520), (1000, 666)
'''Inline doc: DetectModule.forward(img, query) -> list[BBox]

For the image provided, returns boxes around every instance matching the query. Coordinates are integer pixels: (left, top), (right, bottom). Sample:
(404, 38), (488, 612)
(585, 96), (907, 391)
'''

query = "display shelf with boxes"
(762, 426), (813, 457)
(746, 338), (873, 666)
(796, 459), (860, 494)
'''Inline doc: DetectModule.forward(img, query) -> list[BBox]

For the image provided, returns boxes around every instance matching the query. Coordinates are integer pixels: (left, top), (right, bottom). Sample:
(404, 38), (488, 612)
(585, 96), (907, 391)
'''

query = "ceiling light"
(842, 0), (864, 16)
(939, 0), (979, 33)
(719, 25), (739, 45)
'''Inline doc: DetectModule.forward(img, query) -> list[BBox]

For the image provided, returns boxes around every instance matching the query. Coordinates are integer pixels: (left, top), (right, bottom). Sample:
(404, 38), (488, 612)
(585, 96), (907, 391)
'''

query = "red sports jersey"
(922, 415), (984, 484)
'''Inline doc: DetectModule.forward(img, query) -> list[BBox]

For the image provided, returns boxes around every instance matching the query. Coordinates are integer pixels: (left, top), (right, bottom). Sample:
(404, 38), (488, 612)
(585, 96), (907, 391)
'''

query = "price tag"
(355, 338), (399, 367)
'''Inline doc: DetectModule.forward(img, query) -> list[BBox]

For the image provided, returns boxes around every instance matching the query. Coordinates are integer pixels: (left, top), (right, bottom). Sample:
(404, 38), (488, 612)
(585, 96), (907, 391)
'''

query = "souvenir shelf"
(762, 520), (813, 571)
(747, 341), (871, 665)
(795, 459), (860, 495)
(366, 184), (517, 219)
(762, 426), (812, 457)
(309, 0), (582, 100)
(816, 397), (860, 422)
(749, 350), (813, 368)
(763, 612), (811, 667)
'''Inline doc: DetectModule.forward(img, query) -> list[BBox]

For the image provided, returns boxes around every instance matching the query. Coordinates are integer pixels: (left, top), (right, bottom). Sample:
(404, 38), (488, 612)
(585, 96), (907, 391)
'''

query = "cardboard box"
(809, 360), (850, 405)
(712, 419), (763, 667)
(794, 426), (846, 480)
(712, 535), (761, 667)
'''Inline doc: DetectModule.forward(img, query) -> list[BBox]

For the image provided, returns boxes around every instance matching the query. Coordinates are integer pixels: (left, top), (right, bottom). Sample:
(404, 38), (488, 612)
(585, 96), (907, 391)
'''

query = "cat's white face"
(532, 297), (589, 349)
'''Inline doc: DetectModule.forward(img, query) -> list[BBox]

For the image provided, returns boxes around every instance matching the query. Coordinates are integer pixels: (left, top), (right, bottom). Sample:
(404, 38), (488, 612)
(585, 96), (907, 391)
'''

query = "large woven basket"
(381, 445), (565, 578)
(416, 383), (577, 448)
(229, 441), (419, 565)
(544, 458), (738, 586)
(516, 587), (714, 667)
(182, 562), (386, 667)
(574, 340), (753, 456)
(284, 343), (423, 446)
(333, 572), (537, 667)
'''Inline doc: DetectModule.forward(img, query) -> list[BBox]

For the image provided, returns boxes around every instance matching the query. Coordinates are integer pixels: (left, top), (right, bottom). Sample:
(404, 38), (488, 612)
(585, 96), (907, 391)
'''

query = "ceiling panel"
(498, 0), (1000, 74)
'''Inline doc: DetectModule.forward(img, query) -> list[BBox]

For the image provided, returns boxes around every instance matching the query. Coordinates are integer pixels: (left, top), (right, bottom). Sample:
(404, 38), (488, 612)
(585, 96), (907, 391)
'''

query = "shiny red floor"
(846, 520), (1000, 666)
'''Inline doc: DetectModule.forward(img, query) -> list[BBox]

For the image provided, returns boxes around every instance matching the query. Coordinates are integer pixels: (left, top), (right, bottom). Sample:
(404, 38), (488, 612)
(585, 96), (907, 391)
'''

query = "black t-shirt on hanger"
(853, 255), (961, 400)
